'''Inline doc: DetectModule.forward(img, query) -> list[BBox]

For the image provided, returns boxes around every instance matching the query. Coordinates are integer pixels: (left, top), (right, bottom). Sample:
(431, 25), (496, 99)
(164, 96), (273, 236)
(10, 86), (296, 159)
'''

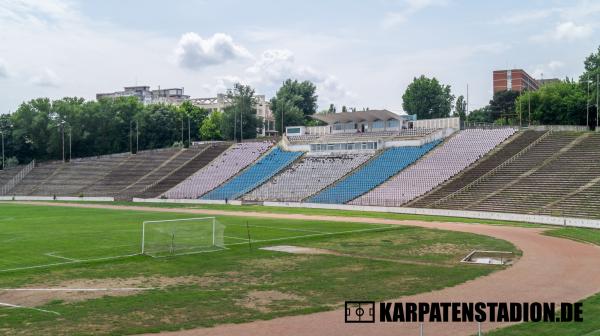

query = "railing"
(426, 131), (551, 208)
(0, 160), (35, 195)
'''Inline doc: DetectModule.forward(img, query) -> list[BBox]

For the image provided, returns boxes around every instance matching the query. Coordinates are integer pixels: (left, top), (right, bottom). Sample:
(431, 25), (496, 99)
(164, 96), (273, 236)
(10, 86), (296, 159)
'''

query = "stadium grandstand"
(351, 127), (516, 206)
(163, 141), (273, 199)
(243, 152), (374, 202)
(201, 147), (304, 200)
(2, 110), (600, 221)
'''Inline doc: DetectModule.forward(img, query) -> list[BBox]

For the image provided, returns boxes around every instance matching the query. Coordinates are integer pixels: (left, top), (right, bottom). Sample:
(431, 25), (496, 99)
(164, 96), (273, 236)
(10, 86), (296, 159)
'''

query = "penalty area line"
(0, 301), (60, 315)
(0, 253), (141, 274)
(44, 252), (80, 262)
(224, 225), (396, 247)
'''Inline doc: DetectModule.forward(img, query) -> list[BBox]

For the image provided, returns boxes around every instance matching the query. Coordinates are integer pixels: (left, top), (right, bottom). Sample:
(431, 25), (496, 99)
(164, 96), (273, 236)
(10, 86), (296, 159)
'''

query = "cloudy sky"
(0, 0), (599, 114)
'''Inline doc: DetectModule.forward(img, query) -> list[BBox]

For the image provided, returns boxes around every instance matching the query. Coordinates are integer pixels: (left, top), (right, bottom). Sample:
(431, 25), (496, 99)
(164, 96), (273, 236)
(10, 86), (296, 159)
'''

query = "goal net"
(141, 217), (225, 257)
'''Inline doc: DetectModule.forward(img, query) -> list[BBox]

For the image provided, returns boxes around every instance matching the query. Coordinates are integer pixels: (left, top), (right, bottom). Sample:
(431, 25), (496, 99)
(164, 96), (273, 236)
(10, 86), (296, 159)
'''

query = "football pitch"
(0, 203), (517, 335)
(0, 204), (396, 272)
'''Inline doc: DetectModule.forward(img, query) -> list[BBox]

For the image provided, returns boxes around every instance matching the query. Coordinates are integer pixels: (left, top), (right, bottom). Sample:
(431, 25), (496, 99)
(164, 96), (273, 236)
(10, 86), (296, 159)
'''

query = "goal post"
(141, 217), (225, 257)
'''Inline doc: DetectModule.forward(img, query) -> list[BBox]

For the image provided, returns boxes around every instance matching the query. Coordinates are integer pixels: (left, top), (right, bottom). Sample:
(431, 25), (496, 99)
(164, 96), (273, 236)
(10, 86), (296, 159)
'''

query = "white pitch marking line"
(0, 301), (60, 315)
(0, 253), (140, 273)
(0, 287), (156, 292)
(224, 235), (253, 241)
(229, 223), (328, 234)
(44, 252), (80, 262)
(225, 225), (396, 247)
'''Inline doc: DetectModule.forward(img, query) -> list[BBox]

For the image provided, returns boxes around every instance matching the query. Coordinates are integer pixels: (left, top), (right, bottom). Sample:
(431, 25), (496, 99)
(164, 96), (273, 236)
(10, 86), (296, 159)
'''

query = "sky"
(0, 0), (599, 115)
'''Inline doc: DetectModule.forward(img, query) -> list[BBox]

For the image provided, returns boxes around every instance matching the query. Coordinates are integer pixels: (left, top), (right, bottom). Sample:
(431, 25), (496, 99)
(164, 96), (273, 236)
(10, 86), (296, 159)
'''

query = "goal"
(141, 217), (225, 257)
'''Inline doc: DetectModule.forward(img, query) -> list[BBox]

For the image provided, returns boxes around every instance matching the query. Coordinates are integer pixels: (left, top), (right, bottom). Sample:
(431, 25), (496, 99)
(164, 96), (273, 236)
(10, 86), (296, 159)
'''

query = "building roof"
(312, 109), (405, 124)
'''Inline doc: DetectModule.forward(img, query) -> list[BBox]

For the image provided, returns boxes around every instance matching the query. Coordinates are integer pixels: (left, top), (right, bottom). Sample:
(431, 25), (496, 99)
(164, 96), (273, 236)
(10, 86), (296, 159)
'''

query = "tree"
(327, 104), (336, 114)
(402, 75), (454, 119)
(454, 95), (467, 120)
(271, 98), (304, 133)
(341, 105), (348, 112)
(138, 103), (181, 149)
(200, 111), (223, 140)
(221, 83), (258, 141)
(489, 90), (520, 123)
(179, 100), (208, 145)
(516, 80), (587, 126)
(466, 106), (494, 124)
(271, 79), (318, 134)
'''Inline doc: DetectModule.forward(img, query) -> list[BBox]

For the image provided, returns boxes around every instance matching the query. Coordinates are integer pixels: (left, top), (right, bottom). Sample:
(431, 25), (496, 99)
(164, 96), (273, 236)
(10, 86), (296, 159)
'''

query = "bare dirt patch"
(0, 275), (208, 307)
(260, 245), (337, 255)
(409, 242), (466, 256)
(236, 290), (305, 313)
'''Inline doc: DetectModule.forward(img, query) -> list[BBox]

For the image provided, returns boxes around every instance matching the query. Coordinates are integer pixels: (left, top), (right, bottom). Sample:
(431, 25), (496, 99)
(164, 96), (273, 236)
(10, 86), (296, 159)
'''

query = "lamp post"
(587, 74), (590, 129)
(136, 120), (139, 153)
(1, 130), (4, 170)
(596, 74), (600, 132)
(130, 120), (133, 154)
(528, 90), (531, 127)
(69, 125), (72, 162)
(58, 120), (66, 162)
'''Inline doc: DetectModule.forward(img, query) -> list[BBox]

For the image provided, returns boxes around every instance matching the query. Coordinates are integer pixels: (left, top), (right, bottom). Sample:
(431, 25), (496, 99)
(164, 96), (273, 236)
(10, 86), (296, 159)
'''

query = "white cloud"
(382, 0), (447, 28)
(0, 59), (8, 78)
(532, 60), (565, 78)
(494, 8), (557, 25)
(202, 49), (352, 106)
(532, 21), (593, 42)
(245, 49), (352, 103)
(173, 32), (252, 70)
(30, 68), (61, 87)
(554, 21), (593, 40)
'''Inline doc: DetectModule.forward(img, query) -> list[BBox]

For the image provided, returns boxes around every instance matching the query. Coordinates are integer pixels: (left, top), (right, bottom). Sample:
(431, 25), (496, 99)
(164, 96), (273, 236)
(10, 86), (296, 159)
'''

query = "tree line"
(0, 79), (319, 167)
(401, 45), (600, 128)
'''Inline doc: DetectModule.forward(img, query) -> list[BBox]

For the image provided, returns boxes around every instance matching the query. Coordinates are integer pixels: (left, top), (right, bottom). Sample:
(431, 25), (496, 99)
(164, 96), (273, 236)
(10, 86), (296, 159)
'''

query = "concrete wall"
(263, 202), (600, 229)
(131, 198), (600, 229)
(133, 198), (242, 205)
(528, 125), (589, 132)
(0, 196), (114, 201)
(413, 117), (460, 130)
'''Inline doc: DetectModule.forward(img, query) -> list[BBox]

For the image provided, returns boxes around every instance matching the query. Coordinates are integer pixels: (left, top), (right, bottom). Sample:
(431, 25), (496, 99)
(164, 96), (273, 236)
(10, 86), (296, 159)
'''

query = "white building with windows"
(284, 110), (459, 153)
(96, 86), (190, 105)
(190, 94), (276, 137)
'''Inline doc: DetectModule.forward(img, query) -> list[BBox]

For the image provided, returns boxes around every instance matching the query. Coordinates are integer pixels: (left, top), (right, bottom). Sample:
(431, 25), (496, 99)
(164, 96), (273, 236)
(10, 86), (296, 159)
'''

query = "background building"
(191, 94), (276, 136)
(493, 69), (540, 93)
(96, 86), (190, 105)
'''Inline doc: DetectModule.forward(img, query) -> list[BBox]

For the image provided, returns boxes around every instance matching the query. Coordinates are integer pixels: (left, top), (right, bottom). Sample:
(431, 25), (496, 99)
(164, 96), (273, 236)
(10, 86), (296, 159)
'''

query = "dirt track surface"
(11, 201), (600, 335)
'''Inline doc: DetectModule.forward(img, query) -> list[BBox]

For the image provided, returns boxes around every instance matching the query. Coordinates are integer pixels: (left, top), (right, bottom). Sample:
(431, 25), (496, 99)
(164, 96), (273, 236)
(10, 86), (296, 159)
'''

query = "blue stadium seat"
(307, 140), (440, 204)
(201, 147), (303, 200)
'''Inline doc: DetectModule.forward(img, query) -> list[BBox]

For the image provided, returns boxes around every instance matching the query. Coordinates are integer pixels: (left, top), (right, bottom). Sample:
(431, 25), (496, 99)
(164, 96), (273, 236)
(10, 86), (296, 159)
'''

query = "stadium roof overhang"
(311, 109), (406, 125)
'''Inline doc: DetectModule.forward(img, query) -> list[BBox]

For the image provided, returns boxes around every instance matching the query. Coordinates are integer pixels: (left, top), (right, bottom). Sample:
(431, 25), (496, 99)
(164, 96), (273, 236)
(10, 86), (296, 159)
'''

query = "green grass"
(487, 227), (600, 336)
(0, 203), (518, 335)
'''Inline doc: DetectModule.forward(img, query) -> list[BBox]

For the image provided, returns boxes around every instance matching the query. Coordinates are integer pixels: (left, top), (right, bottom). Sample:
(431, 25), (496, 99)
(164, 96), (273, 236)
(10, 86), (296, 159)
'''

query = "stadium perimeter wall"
(0, 196), (114, 201)
(133, 198), (600, 229)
